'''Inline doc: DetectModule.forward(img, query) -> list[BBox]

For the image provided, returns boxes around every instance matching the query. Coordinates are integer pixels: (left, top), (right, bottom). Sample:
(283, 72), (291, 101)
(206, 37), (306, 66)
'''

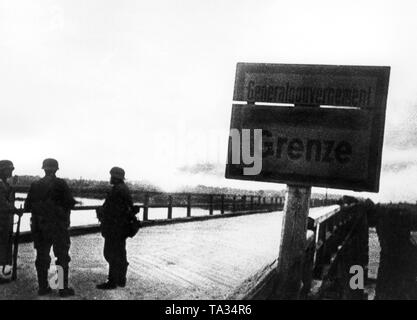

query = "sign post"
(274, 103), (317, 299)
(225, 63), (390, 299)
(275, 185), (311, 299)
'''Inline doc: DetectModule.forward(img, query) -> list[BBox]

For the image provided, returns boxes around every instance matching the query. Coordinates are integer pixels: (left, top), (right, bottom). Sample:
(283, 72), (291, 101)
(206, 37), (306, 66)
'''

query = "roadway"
(0, 205), (339, 300)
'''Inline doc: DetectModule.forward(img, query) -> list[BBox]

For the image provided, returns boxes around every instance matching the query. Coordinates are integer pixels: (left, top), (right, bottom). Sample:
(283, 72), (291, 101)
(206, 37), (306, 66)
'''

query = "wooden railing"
(232, 202), (369, 300)
(16, 192), (339, 221)
(306, 203), (368, 299)
(11, 193), (341, 248)
(72, 193), (286, 221)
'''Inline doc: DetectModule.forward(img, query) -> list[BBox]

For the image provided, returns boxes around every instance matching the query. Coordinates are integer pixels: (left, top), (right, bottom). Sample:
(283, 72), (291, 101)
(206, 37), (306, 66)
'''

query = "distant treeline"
(13, 175), (160, 201)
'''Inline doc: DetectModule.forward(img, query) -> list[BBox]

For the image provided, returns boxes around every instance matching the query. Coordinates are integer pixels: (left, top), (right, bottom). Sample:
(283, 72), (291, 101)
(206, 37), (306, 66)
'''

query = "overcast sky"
(1, 0), (417, 202)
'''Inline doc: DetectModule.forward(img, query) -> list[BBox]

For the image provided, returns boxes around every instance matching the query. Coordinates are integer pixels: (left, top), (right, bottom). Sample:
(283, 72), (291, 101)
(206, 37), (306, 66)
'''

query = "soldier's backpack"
(126, 205), (141, 238)
(127, 216), (141, 238)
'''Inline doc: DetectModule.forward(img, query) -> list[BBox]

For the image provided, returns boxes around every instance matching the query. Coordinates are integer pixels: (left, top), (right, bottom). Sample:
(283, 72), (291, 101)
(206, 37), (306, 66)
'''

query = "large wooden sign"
(226, 63), (390, 192)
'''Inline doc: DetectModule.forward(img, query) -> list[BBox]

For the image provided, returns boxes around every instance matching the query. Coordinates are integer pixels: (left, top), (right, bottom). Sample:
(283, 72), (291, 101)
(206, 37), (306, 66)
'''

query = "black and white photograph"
(0, 0), (416, 308)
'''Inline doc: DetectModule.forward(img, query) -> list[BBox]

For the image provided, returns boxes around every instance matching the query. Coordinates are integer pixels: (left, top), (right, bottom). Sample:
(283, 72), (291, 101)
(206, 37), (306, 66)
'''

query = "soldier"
(0, 160), (21, 284)
(96, 167), (135, 290)
(24, 159), (76, 297)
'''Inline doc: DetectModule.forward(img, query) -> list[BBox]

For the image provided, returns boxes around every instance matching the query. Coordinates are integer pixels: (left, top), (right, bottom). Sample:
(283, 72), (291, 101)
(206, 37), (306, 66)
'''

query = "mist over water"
(14, 194), (223, 233)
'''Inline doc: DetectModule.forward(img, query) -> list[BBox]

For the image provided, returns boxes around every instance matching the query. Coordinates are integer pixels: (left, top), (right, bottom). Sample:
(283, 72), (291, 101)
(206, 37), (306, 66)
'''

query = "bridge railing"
(304, 203), (368, 299)
(67, 193), (286, 221)
(233, 202), (368, 300)
(138, 193), (284, 221)
(16, 191), (339, 222)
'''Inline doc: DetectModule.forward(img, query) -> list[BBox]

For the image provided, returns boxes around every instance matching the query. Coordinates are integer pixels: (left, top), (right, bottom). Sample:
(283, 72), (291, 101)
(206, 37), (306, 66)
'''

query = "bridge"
(0, 190), (370, 300)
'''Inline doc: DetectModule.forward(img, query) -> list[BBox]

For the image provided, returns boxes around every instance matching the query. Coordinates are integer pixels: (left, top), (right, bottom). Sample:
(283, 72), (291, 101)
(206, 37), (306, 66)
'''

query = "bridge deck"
(0, 206), (338, 300)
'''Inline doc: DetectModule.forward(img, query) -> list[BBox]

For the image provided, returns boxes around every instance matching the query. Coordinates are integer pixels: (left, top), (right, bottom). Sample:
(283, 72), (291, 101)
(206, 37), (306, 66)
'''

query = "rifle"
(11, 206), (23, 281)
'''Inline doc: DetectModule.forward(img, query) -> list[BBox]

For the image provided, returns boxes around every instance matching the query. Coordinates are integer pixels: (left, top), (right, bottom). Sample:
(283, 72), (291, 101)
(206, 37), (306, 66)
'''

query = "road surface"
(0, 206), (338, 300)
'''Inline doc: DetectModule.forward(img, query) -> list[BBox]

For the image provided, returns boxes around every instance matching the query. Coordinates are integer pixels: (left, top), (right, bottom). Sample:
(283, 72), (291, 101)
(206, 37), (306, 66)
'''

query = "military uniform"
(97, 168), (134, 288)
(0, 179), (15, 267)
(24, 174), (76, 293)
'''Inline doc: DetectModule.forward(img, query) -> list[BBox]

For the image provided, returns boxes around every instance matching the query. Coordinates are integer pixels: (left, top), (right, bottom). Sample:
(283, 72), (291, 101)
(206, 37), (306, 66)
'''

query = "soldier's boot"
(58, 266), (75, 298)
(97, 263), (117, 290)
(117, 262), (128, 287)
(36, 268), (52, 296)
(96, 281), (117, 290)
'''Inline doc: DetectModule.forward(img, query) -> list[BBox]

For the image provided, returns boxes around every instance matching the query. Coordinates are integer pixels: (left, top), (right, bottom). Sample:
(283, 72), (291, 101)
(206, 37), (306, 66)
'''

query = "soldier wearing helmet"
(96, 166), (135, 290)
(0, 160), (20, 284)
(24, 158), (76, 297)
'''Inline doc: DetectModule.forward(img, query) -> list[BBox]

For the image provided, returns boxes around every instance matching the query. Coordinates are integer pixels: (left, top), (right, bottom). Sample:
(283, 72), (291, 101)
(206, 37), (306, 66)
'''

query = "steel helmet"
(110, 167), (125, 180)
(42, 158), (59, 170)
(0, 160), (14, 171)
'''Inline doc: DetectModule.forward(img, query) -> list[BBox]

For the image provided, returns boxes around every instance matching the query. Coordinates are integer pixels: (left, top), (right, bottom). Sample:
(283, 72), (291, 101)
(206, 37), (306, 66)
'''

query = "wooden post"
(313, 222), (326, 278)
(143, 193), (149, 221)
(220, 195), (225, 215)
(209, 195), (214, 215)
(232, 195), (236, 212)
(12, 205), (22, 281)
(187, 195), (191, 217)
(250, 196), (254, 211)
(321, 220), (331, 265)
(335, 210), (339, 228)
(274, 185), (311, 299)
(242, 195), (246, 211)
(167, 195), (173, 219)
